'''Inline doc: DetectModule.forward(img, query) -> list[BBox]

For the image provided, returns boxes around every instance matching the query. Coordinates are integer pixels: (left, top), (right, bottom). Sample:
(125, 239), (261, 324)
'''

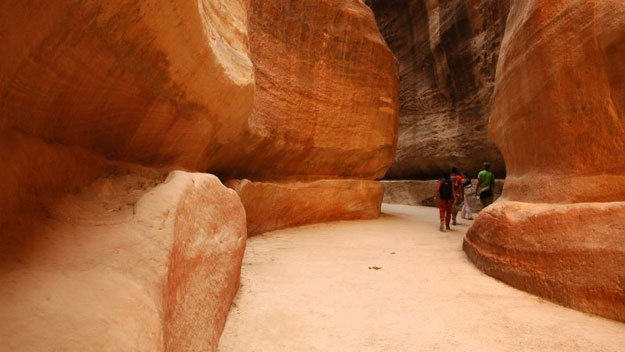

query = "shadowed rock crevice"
(368, 0), (508, 179)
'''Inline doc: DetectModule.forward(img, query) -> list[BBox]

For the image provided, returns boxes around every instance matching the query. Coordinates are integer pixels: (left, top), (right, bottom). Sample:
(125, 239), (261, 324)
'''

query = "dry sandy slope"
(218, 204), (625, 351)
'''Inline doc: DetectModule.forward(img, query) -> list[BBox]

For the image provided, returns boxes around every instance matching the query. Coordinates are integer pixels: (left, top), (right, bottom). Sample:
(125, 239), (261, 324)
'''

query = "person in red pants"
(450, 167), (464, 225)
(434, 173), (456, 231)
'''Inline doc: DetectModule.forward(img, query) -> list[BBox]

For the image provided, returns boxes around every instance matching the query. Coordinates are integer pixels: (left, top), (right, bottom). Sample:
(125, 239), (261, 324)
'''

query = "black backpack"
(439, 179), (453, 200)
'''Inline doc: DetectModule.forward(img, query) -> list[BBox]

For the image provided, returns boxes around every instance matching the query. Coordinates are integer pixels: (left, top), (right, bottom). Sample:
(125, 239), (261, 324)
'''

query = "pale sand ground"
(218, 204), (625, 352)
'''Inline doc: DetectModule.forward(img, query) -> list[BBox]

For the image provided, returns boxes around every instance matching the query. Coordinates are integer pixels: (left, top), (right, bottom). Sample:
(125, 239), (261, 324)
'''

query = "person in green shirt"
(476, 162), (495, 208)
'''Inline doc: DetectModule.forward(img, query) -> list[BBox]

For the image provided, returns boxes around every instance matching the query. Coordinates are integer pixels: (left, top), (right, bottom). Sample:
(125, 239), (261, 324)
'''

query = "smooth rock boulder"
(1, 0), (398, 225)
(0, 171), (247, 352)
(227, 179), (384, 236)
(465, 201), (625, 322)
(368, 0), (507, 179)
(464, 0), (625, 321)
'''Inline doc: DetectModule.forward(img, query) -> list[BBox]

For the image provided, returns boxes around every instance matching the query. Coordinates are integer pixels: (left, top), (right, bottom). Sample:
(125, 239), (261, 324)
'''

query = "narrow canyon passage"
(218, 204), (625, 352)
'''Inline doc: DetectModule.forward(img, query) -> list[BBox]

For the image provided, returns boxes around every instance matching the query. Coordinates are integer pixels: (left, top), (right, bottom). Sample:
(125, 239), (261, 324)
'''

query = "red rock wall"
(0, 0), (399, 348)
(1, 0), (398, 230)
(368, 0), (508, 179)
(227, 179), (384, 236)
(215, 0), (398, 234)
(464, 0), (625, 322)
(488, 0), (625, 203)
(1, 0), (254, 168)
(215, 0), (399, 180)
(0, 0), (255, 224)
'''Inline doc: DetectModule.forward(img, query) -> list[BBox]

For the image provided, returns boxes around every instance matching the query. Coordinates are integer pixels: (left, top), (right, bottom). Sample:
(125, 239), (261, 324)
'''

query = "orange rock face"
(0, 1), (254, 350)
(1, 0), (398, 348)
(219, 0), (398, 180)
(216, 0), (398, 233)
(465, 0), (625, 321)
(0, 172), (247, 351)
(227, 179), (384, 236)
(1, 0), (254, 167)
(1, 0), (397, 230)
(0, 0), (254, 223)
(488, 0), (625, 203)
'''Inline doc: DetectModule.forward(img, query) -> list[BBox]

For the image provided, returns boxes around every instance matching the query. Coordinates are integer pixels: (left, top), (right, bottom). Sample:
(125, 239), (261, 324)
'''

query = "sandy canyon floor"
(218, 204), (625, 351)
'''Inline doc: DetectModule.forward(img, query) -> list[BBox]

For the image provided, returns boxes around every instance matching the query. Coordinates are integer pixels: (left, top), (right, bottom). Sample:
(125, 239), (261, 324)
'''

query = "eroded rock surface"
(0, 2), (252, 350)
(0, 0), (255, 224)
(1, 0), (399, 349)
(219, 0), (398, 180)
(220, 0), (398, 233)
(465, 201), (625, 322)
(464, 0), (625, 322)
(1, 0), (397, 230)
(368, 0), (507, 178)
(227, 179), (383, 236)
(0, 171), (247, 352)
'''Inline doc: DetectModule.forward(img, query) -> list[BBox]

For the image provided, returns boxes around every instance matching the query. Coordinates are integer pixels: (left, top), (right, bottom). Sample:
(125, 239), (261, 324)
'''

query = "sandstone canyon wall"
(368, 0), (507, 179)
(464, 0), (625, 322)
(1, 1), (254, 350)
(1, 0), (398, 350)
(220, 0), (399, 180)
(226, 0), (398, 234)
(0, 0), (255, 225)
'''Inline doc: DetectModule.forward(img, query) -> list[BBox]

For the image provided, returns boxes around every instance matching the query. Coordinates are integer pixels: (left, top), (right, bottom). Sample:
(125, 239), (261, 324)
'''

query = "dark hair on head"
(462, 171), (469, 177)
(442, 173), (451, 181)
(451, 167), (458, 174)
(483, 162), (491, 170)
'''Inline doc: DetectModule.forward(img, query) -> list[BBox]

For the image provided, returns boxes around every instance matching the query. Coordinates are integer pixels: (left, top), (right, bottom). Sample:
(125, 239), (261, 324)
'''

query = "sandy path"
(218, 204), (625, 351)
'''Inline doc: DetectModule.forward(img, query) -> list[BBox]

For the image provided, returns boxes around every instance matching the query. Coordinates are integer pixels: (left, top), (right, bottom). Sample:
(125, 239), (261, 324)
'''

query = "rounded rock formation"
(464, 0), (625, 322)
(1, 1), (400, 349)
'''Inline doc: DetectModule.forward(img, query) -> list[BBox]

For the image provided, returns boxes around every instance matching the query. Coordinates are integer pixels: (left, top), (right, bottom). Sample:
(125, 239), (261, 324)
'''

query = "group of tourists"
(434, 162), (495, 232)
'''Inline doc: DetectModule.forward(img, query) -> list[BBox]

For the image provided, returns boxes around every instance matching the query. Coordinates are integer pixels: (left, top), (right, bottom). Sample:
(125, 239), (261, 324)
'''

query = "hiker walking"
(460, 171), (474, 220)
(450, 167), (463, 225)
(435, 173), (455, 231)
(476, 162), (496, 208)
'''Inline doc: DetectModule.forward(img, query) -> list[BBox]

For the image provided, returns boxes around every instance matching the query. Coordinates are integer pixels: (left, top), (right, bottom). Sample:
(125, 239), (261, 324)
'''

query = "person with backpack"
(434, 173), (456, 231)
(476, 162), (496, 208)
(450, 167), (463, 225)
(460, 171), (474, 220)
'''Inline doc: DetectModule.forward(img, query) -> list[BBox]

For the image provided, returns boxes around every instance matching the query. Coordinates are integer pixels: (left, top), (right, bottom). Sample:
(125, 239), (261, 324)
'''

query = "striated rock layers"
(1, 0), (397, 232)
(0, 0), (255, 224)
(464, 0), (625, 322)
(220, 0), (398, 234)
(368, 0), (507, 178)
(1, 0), (398, 349)
(222, 0), (399, 180)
